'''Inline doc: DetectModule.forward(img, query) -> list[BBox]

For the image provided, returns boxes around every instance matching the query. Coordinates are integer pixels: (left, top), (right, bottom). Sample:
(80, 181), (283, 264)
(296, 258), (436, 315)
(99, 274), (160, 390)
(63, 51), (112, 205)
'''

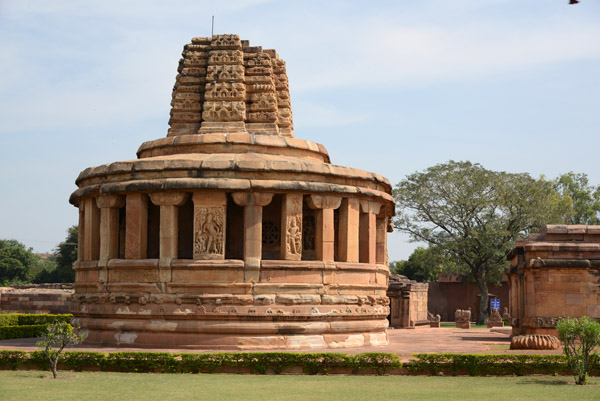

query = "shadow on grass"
(516, 379), (571, 386)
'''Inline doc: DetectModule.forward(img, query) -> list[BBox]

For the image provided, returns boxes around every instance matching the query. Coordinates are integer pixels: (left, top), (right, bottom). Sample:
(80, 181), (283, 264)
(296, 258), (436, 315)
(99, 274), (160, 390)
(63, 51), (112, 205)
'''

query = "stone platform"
(0, 327), (562, 361)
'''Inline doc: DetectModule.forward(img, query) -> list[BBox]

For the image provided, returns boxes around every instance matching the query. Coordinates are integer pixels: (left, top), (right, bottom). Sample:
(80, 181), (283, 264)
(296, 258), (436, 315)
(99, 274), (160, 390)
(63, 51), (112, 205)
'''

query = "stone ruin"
(507, 225), (600, 339)
(69, 35), (395, 349)
(454, 308), (471, 329)
(387, 274), (429, 328)
(486, 308), (504, 328)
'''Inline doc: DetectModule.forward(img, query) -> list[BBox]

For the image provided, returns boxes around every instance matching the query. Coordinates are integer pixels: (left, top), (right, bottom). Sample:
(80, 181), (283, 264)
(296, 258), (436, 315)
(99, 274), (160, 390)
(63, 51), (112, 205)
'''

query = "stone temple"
(69, 34), (394, 349)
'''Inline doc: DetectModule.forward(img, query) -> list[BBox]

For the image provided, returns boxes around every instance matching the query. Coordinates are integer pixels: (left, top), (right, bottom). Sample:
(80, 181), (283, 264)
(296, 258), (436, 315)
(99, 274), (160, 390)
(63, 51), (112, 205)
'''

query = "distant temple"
(507, 225), (600, 336)
(69, 35), (394, 349)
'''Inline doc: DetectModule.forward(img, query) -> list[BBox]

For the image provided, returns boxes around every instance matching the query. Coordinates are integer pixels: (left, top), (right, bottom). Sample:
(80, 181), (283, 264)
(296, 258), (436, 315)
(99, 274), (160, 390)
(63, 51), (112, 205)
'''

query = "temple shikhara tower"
(69, 35), (394, 349)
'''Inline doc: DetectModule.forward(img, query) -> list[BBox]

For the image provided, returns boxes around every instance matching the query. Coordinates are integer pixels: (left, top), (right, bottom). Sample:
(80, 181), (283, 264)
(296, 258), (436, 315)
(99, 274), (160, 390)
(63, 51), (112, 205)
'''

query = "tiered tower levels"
(169, 34), (293, 137)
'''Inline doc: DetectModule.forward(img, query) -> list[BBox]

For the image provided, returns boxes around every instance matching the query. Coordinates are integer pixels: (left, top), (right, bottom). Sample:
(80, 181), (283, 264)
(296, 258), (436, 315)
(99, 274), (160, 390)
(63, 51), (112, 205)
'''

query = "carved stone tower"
(70, 35), (394, 349)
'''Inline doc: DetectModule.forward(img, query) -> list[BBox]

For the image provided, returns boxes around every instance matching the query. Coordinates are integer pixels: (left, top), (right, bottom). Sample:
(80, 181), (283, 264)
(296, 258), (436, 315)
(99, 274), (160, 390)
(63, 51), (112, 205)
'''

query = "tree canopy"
(390, 246), (445, 282)
(0, 226), (77, 285)
(553, 172), (600, 225)
(393, 161), (565, 324)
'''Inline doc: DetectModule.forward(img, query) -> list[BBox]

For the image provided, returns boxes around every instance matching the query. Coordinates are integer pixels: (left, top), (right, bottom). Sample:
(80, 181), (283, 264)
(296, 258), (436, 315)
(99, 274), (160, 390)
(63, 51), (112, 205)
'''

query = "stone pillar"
(77, 204), (84, 262)
(359, 200), (381, 264)
(232, 192), (273, 281)
(149, 192), (189, 282)
(307, 195), (341, 262)
(83, 197), (100, 261)
(338, 198), (360, 263)
(280, 193), (303, 260)
(192, 192), (227, 260)
(376, 215), (388, 264)
(125, 193), (148, 259)
(96, 195), (125, 285)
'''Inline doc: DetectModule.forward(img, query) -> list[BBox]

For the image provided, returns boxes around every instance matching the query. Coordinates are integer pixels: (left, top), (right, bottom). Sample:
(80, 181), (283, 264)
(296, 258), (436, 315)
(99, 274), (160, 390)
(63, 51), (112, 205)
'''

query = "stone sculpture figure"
(487, 308), (504, 328)
(286, 215), (302, 256)
(455, 308), (471, 329)
(194, 207), (224, 257)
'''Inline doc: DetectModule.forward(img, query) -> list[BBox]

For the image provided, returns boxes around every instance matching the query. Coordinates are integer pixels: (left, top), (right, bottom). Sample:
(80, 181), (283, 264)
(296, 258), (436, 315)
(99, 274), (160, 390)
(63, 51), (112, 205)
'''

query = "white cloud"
(289, 18), (600, 92)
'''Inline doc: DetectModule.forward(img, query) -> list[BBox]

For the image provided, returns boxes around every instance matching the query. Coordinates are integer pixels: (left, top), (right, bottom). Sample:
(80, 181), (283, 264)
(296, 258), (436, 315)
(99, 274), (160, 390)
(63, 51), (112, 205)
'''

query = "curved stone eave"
(75, 154), (391, 189)
(69, 177), (395, 210)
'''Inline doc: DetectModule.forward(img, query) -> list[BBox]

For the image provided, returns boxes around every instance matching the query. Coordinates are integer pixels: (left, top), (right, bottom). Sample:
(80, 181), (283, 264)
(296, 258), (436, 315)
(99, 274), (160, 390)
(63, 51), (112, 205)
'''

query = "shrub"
(0, 325), (48, 340)
(36, 322), (84, 378)
(556, 316), (600, 385)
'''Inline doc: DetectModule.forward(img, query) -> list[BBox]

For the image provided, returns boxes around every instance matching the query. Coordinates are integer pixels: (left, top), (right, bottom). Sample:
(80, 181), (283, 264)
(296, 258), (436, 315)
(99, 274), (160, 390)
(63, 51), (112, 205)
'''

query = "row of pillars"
(78, 191), (388, 270)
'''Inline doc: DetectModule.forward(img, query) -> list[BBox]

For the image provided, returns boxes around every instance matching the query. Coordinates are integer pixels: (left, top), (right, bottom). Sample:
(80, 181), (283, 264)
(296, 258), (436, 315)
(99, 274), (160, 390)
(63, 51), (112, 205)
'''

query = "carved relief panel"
(202, 101), (246, 121)
(208, 50), (244, 66)
(281, 193), (303, 260)
(205, 82), (246, 101)
(206, 65), (245, 83)
(194, 207), (225, 259)
(192, 192), (227, 260)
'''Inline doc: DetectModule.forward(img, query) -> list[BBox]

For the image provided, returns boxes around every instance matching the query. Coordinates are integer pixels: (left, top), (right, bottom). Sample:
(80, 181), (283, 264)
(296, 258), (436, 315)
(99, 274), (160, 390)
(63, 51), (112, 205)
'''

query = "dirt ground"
(0, 326), (563, 361)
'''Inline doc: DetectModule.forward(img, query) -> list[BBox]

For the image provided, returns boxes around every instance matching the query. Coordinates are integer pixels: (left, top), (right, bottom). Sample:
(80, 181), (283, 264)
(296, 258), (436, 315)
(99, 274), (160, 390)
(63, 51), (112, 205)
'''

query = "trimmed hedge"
(0, 314), (72, 327)
(0, 351), (598, 376)
(0, 325), (48, 340)
(0, 314), (73, 340)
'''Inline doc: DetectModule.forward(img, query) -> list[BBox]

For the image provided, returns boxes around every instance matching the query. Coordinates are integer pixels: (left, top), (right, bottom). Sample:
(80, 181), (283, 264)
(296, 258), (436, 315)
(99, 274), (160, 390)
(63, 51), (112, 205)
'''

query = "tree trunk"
(51, 357), (58, 379)
(475, 269), (488, 325)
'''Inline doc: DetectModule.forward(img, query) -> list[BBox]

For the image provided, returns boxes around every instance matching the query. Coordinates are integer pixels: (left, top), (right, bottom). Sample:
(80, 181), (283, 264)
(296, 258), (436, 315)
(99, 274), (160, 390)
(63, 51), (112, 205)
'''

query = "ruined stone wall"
(427, 282), (509, 322)
(0, 285), (73, 314)
(508, 225), (600, 336)
(387, 275), (428, 328)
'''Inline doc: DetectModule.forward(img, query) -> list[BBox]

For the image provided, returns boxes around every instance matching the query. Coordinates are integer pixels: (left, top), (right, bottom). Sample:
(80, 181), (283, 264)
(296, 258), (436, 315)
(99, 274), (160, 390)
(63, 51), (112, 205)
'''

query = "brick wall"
(0, 284), (73, 314)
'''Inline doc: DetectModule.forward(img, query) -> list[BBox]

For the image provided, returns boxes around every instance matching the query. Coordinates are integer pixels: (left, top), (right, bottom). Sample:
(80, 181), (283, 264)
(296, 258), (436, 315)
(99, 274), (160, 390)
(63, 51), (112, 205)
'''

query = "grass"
(0, 371), (599, 401)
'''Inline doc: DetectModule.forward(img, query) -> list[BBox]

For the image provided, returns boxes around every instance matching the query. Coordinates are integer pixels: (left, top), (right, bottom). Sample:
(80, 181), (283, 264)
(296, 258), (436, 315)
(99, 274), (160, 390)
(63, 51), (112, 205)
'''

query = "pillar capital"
(359, 200), (381, 215)
(232, 192), (273, 207)
(96, 194), (125, 209)
(149, 191), (188, 207)
(307, 195), (341, 210)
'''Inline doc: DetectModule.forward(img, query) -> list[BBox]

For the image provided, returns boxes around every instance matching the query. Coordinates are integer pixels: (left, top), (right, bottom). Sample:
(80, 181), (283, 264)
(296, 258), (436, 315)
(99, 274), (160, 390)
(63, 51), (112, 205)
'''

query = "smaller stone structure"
(507, 225), (600, 337)
(387, 275), (429, 328)
(486, 309), (504, 328)
(455, 308), (471, 329)
(510, 334), (560, 350)
(428, 311), (441, 328)
(0, 285), (73, 314)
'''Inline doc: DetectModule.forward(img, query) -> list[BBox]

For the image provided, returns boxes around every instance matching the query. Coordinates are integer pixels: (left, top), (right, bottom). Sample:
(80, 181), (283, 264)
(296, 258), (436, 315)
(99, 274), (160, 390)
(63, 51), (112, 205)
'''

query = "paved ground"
(0, 326), (563, 361)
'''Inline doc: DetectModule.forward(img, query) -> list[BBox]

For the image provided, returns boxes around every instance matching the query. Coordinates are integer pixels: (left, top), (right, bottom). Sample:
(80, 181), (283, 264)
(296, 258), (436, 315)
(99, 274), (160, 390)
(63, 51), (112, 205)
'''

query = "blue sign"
(490, 299), (500, 311)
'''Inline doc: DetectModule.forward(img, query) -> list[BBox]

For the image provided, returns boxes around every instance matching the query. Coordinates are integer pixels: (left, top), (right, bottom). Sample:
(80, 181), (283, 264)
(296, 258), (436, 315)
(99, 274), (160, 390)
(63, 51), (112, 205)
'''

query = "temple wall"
(387, 276), (428, 328)
(508, 225), (600, 336)
(428, 282), (510, 322)
(0, 285), (73, 314)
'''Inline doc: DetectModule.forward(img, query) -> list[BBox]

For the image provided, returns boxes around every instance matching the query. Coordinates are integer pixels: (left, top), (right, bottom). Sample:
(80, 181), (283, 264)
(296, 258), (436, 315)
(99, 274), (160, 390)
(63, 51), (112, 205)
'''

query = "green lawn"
(0, 371), (598, 401)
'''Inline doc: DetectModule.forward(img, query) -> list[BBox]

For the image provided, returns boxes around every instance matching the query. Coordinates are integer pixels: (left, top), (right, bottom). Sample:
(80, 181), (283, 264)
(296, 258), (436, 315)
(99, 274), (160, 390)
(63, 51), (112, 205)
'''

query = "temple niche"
(507, 225), (600, 337)
(69, 35), (395, 349)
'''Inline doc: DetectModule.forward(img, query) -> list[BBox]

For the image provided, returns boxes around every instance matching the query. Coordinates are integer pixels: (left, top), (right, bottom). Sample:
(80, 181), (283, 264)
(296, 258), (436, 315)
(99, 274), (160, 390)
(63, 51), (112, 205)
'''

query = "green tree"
(553, 172), (600, 225)
(53, 225), (77, 282)
(36, 321), (84, 379)
(0, 239), (40, 285)
(33, 226), (77, 283)
(390, 246), (445, 282)
(556, 316), (600, 385)
(393, 161), (563, 324)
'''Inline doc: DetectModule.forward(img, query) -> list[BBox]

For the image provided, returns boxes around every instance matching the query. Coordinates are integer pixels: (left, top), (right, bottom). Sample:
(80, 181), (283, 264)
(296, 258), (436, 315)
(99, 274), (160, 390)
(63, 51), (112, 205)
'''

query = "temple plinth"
(69, 34), (394, 349)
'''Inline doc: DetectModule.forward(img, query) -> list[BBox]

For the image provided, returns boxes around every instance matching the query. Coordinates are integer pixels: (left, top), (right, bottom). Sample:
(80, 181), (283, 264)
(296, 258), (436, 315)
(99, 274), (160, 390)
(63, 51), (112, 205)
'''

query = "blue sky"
(0, 0), (599, 261)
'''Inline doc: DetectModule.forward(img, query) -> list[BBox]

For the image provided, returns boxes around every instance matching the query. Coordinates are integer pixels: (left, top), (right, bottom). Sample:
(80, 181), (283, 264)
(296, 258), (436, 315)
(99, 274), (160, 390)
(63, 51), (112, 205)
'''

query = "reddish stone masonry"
(507, 224), (600, 336)
(68, 35), (394, 350)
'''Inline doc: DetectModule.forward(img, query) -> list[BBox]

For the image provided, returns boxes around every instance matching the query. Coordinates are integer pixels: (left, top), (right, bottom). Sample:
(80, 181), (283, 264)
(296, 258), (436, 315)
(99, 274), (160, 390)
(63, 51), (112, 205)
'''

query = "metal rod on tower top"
(212, 16), (214, 37)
